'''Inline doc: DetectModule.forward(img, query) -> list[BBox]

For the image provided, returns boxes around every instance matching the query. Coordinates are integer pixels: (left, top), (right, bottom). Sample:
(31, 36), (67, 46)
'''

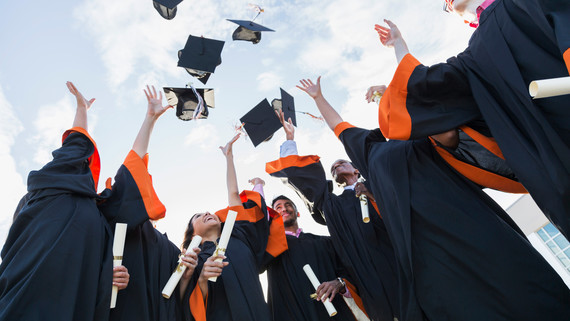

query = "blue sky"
(0, 0), (521, 248)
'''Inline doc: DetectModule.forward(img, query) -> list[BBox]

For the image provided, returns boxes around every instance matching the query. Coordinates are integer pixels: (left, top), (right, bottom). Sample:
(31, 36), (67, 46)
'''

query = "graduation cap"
(270, 88), (296, 126)
(153, 0), (183, 20)
(240, 99), (282, 147)
(227, 19), (275, 44)
(163, 86), (214, 121)
(178, 35), (225, 85)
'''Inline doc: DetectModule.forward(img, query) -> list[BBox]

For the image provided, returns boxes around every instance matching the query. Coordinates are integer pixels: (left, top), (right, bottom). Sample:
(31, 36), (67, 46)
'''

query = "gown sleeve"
(540, 0), (570, 73)
(265, 154), (330, 225)
(334, 122), (386, 180)
(98, 150), (166, 229)
(27, 127), (101, 195)
(215, 191), (287, 268)
(378, 53), (481, 140)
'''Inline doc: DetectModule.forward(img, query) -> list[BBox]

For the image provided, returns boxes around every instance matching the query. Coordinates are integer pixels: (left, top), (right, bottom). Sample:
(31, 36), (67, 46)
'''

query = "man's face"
(331, 159), (358, 182)
(273, 199), (298, 227)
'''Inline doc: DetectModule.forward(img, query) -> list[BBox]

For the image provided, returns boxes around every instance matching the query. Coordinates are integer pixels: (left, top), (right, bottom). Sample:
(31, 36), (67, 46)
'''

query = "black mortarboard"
(227, 19), (275, 44)
(163, 87), (214, 121)
(240, 99), (282, 147)
(178, 35), (225, 84)
(271, 88), (296, 126)
(153, 0), (183, 20)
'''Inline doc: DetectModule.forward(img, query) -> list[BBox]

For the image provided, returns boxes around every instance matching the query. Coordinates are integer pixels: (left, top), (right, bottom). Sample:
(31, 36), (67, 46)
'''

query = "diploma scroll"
(110, 223), (128, 309)
(209, 210), (237, 282)
(529, 76), (570, 99)
(357, 178), (370, 223)
(372, 91), (382, 103)
(162, 235), (203, 299)
(303, 264), (338, 317)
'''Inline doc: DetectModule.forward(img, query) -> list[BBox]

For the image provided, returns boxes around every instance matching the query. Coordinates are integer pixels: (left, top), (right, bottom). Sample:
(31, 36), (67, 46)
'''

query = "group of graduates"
(1, 0), (570, 320)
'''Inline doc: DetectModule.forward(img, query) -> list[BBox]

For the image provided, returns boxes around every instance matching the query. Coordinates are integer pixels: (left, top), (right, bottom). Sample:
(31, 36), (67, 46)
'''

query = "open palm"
(66, 81), (95, 110)
(220, 133), (241, 157)
(143, 85), (172, 119)
(297, 77), (322, 99)
(375, 20), (402, 48)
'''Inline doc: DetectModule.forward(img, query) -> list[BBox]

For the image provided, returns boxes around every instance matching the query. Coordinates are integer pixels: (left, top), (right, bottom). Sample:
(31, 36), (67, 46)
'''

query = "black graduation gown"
(266, 155), (399, 321)
(183, 191), (288, 321)
(98, 150), (182, 321)
(336, 122), (570, 321)
(379, 0), (570, 239)
(263, 232), (355, 321)
(0, 128), (112, 321)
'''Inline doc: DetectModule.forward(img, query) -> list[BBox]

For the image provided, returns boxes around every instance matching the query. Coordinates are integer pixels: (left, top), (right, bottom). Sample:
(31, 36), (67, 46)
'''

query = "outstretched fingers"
(143, 88), (150, 101)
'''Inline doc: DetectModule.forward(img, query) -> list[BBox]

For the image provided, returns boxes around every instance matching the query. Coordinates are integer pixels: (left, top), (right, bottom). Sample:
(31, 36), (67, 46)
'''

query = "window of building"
(537, 223), (570, 273)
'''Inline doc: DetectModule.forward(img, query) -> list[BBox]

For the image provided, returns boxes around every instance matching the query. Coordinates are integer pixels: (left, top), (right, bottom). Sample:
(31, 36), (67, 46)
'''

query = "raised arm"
(297, 77), (343, 131)
(66, 81), (95, 131)
(220, 134), (242, 207)
(132, 86), (173, 158)
(276, 110), (295, 141)
(375, 19), (410, 64)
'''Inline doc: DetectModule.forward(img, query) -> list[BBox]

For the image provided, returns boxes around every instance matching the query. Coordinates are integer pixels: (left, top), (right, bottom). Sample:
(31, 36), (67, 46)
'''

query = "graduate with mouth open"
(181, 134), (288, 321)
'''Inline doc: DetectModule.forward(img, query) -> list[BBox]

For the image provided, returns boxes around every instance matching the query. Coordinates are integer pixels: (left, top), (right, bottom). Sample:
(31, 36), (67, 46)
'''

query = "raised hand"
(219, 133), (241, 158)
(67, 81), (95, 110)
(248, 177), (265, 186)
(365, 85), (387, 103)
(143, 85), (173, 120)
(297, 77), (323, 100)
(375, 19), (410, 64)
(375, 19), (403, 48)
(276, 109), (295, 140)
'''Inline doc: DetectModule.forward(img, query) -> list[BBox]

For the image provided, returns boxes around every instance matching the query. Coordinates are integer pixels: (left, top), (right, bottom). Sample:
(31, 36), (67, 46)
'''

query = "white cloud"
(256, 72), (282, 92)
(184, 121), (219, 149)
(0, 85), (26, 245)
(74, 0), (241, 89)
(29, 97), (76, 165)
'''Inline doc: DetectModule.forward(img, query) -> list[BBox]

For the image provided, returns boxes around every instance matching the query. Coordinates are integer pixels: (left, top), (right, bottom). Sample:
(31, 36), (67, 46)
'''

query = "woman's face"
(191, 212), (221, 237)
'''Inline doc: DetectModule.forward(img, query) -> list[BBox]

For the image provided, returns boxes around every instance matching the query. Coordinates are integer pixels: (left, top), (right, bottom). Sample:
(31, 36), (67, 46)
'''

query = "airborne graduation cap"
(227, 19), (275, 44)
(271, 88), (296, 126)
(163, 86), (215, 121)
(153, 0), (183, 20)
(227, 4), (274, 44)
(178, 35), (225, 85)
(240, 90), (296, 147)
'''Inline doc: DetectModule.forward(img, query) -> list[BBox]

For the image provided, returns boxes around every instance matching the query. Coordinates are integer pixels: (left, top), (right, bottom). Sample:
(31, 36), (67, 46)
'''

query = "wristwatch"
(337, 277), (346, 293)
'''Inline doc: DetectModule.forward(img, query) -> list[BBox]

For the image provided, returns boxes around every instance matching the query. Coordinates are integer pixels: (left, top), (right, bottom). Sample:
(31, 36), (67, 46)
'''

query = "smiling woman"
(180, 135), (287, 321)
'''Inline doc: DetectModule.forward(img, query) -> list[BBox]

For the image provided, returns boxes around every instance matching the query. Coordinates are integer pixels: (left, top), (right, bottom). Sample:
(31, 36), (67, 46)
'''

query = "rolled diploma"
(110, 223), (128, 308)
(208, 210), (237, 282)
(303, 264), (338, 317)
(162, 235), (203, 299)
(529, 76), (570, 99)
(360, 195), (370, 223)
(357, 178), (370, 223)
(372, 91), (382, 103)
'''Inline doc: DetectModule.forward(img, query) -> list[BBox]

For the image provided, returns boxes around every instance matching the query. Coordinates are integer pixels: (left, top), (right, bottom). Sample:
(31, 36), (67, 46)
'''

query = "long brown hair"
(181, 214), (199, 250)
